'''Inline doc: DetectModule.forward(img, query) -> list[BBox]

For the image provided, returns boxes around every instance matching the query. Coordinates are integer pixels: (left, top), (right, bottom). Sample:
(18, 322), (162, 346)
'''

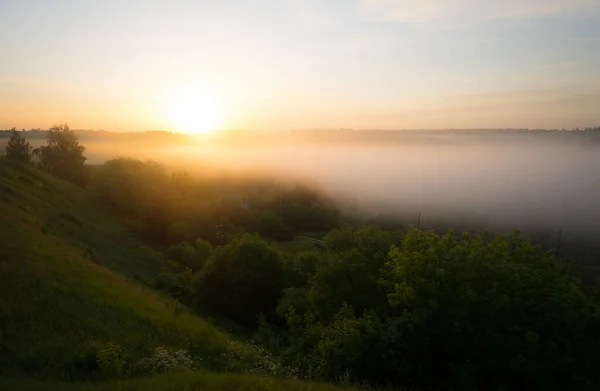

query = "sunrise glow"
(168, 88), (225, 134)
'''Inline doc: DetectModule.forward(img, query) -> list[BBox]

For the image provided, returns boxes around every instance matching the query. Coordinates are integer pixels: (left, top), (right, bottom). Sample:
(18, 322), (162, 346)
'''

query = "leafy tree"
(381, 228), (597, 390)
(247, 211), (294, 241)
(4, 128), (33, 164)
(92, 157), (152, 216)
(290, 250), (320, 285)
(166, 239), (213, 271)
(264, 228), (600, 389)
(34, 124), (88, 186)
(170, 171), (195, 196)
(154, 267), (196, 306)
(283, 204), (339, 233)
(141, 202), (172, 245)
(291, 179), (323, 206)
(324, 225), (401, 271)
(195, 234), (285, 327)
(307, 250), (388, 319)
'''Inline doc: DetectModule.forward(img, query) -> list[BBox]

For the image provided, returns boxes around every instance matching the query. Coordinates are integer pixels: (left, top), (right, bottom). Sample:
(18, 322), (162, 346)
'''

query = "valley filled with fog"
(5, 130), (599, 246)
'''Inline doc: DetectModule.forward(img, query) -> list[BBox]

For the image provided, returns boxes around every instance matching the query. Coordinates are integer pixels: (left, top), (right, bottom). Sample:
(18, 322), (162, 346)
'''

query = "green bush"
(195, 234), (285, 328)
(133, 347), (195, 376)
(69, 341), (128, 380)
(96, 342), (127, 379)
(265, 228), (600, 389)
(166, 239), (213, 271)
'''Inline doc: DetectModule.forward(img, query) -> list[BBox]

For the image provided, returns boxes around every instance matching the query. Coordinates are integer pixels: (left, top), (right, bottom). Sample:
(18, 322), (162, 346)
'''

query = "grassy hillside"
(0, 159), (234, 380)
(1, 371), (361, 391)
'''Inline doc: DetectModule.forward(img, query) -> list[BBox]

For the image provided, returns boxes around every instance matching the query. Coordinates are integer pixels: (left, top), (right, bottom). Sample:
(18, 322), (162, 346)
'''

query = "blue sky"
(0, 0), (598, 131)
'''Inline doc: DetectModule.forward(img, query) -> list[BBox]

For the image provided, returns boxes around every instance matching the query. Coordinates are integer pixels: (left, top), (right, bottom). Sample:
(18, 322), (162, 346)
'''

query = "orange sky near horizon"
(1, 1), (599, 133)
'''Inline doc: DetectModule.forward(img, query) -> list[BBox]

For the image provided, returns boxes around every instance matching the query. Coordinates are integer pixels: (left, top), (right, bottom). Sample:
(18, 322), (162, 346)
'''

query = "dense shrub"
(269, 228), (600, 390)
(134, 347), (195, 376)
(153, 267), (196, 306)
(96, 342), (127, 379)
(194, 234), (285, 327)
(166, 239), (213, 271)
(68, 341), (128, 380)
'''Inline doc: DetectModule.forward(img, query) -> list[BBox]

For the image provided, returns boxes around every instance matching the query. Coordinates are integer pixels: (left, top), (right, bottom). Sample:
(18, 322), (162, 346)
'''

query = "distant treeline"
(0, 129), (192, 145)
(2, 127), (600, 147)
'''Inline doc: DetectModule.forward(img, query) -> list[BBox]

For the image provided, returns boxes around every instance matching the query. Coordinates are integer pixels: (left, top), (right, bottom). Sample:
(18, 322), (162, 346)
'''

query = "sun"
(168, 88), (225, 134)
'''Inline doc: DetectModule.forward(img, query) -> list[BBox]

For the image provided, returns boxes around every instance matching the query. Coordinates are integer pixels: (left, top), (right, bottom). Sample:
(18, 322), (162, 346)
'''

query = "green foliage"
(166, 239), (213, 271)
(290, 250), (320, 284)
(247, 211), (294, 241)
(310, 305), (382, 381)
(324, 225), (401, 271)
(5, 148), (600, 390)
(381, 229), (597, 389)
(33, 124), (89, 186)
(195, 234), (285, 327)
(284, 203), (340, 233)
(133, 347), (195, 376)
(91, 157), (341, 246)
(95, 341), (128, 378)
(260, 228), (600, 389)
(307, 250), (388, 319)
(153, 267), (196, 306)
(2, 371), (362, 391)
(141, 201), (173, 245)
(4, 128), (33, 164)
(91, 157), (156, 216)
(0, 160), (240, 381)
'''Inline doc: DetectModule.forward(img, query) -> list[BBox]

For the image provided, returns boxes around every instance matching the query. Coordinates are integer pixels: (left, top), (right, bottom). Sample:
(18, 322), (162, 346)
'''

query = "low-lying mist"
(4, 130), (600, 250)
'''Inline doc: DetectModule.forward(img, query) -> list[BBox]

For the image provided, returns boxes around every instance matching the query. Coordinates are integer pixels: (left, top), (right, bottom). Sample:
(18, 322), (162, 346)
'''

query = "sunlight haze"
(1, 0), (599, 131)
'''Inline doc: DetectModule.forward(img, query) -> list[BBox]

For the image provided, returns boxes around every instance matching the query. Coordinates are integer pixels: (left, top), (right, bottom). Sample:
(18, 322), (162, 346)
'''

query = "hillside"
(2, 372), (359, 391)
(4, 152), (599, 390)
(0, 158), (363, 391)
(0, 158), (239, 378)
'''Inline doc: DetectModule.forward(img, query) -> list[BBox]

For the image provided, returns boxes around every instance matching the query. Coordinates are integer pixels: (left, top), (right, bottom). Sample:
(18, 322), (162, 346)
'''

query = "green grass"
(0, 159), (235, 379)
(1, 371), (362, 391)
(0, 159), (364, 391)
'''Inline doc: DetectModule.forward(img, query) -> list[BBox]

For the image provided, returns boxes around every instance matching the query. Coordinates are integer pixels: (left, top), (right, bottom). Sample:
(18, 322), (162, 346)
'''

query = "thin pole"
(279, 191), (284, 223)
(555, 228), (563, 256)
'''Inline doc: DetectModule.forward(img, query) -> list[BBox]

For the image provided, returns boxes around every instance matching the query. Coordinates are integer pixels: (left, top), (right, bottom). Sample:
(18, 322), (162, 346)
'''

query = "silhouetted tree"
(34, 124), (88, 186)
(4, 128), (33, 164)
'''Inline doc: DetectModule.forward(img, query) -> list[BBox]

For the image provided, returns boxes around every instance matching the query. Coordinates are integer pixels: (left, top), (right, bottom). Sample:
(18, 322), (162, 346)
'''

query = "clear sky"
(1, 0), (599, 132)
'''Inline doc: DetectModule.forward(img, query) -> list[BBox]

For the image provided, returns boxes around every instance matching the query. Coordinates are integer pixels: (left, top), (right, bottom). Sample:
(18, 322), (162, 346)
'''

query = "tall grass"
(0, 160), (235, 379)
(1, 371), (363, 391)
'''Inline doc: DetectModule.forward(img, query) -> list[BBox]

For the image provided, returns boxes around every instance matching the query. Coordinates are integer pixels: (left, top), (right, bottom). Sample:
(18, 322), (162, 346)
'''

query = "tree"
(382, 229), (596, 390)
(34, 124), (88, 186)
(307, 250), (388, 319)
(324, 226), (402, 271)
(4, 128), (32, 164)
(195, 234), (285, 327)
(92, 157), (157, 216)
(166, 239), (213, 271)
(272, 228), (600, 389)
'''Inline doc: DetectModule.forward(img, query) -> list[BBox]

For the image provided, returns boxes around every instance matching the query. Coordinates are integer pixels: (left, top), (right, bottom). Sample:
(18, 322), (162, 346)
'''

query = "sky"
(0, 0), (599, 132)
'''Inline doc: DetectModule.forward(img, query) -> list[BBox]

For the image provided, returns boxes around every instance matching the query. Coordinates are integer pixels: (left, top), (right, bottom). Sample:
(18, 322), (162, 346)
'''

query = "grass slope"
(0, 159), (232, 379)
(1, 371), (361, 391)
